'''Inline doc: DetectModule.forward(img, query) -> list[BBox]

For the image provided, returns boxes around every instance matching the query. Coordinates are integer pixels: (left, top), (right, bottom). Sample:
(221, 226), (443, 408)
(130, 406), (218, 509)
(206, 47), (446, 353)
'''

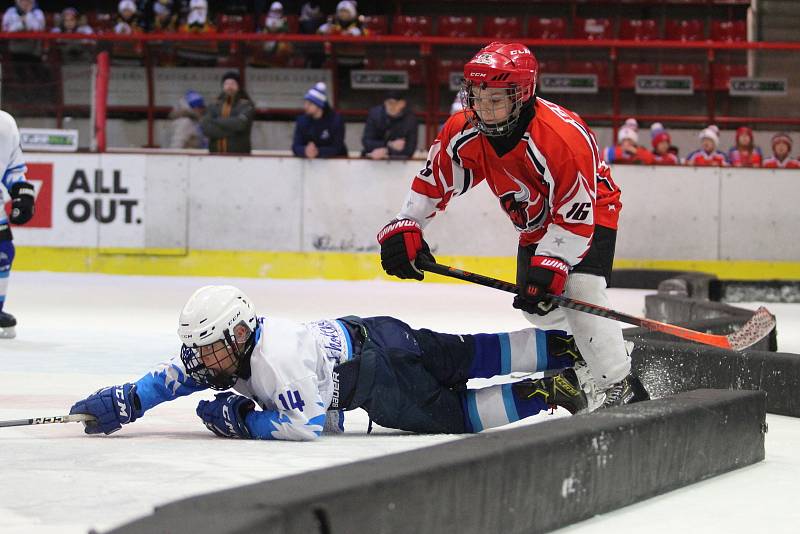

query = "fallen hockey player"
(69, 285), (645, 441)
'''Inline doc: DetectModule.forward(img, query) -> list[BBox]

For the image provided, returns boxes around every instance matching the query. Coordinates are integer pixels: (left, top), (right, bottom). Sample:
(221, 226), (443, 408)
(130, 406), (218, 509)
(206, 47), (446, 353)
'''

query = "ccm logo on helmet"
(509, 49), (531, 56)
(469, 72), (487, 77)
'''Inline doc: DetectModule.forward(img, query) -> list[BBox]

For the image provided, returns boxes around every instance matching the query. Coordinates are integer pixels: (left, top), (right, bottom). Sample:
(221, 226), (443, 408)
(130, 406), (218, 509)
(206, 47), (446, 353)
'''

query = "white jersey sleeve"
(0, 110), (28, 197)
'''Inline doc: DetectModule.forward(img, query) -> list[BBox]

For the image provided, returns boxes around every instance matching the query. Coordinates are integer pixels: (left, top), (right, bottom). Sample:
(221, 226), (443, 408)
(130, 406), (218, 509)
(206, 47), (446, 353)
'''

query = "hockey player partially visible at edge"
(70, 285), (599, 439)
(0, 109), (36, 339)
(377, 42), (648, 410)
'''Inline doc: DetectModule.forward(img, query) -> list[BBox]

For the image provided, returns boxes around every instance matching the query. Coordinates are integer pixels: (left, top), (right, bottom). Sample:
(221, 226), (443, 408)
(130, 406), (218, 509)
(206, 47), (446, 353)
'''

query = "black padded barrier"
(106, 389), (766, 534)
(628, 339), (800, 417)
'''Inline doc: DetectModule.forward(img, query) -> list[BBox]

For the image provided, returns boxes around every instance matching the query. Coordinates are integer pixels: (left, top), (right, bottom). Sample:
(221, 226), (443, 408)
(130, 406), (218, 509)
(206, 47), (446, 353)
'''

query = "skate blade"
(0, 326), (16, 339)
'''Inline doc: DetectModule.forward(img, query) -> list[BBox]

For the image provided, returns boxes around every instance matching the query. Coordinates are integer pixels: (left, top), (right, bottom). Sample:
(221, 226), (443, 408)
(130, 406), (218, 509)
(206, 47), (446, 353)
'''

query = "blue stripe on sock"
(465, 391), (483, 432)
(535, 329), (548, 371)
(0, 271), (9, 279)
(501, 384), (519, 423)
(499, 333), (511, 374)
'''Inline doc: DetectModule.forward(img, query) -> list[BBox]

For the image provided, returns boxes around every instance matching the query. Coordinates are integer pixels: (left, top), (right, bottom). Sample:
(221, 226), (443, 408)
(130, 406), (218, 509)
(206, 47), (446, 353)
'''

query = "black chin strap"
(486, 97), (536, 158)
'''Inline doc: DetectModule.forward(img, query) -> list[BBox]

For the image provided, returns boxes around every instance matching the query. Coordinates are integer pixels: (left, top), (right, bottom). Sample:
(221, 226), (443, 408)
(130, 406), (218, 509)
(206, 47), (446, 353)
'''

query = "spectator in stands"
(201, 71), (255, 154)
(169, 90), (207, 149)
(115, 0), (141, 34)
(51, 7), (93, 35)
(152, 0), (178, 33)
(292, 82), (348, 159)
(649, 123), (679, 165)
(317, 1), (365, 36)
(728, 126), (763, 167)
(51, 7), (94, 63)
(763, 132), (800, 169)
(362, 90), (418, 160)
(686, 125), (728, 166)
(259, 1), (293, 62)
(299, 1), (325, 34)
(2, 0), (46, 57)
(176, 0), (217, 66)
(602, 118), (654, 165)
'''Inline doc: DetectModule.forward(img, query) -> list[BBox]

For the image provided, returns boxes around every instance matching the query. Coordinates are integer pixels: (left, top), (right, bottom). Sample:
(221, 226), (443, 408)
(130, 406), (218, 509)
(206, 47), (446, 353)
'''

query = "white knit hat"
(337, 1), (357, 17)
(623, 117), (639, 131)
(699, 124), (720, 146)
(617, 126), (639, 144)
(118, 0), (137, 14)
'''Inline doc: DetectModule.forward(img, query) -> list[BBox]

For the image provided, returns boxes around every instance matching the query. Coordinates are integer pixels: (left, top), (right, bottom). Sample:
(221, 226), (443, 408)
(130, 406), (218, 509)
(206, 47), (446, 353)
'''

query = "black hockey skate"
(0, 311), (17, 339)
(513, 368), (587, 415)
(599, 373), (650, 409)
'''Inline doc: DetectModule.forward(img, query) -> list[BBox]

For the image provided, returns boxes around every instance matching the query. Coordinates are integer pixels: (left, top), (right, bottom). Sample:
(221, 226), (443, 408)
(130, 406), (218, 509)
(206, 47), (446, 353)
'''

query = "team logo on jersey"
(497, 168), (547, 233)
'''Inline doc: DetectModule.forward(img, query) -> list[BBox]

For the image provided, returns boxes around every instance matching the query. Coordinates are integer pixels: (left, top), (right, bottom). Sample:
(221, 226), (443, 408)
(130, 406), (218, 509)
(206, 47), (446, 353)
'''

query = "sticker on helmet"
(472, 53), (494, 65)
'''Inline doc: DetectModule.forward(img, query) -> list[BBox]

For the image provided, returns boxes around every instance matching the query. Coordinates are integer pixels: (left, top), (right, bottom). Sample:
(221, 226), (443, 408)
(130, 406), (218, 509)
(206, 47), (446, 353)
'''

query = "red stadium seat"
(362, 15), (388, 36)
(566, 60), (610, 87)
(617, 62), (656, 89)
(527, 17), (566, 40)
(483, 16), (523, 39)
(392, 16), (432, 36)
(87, 12), (116, 34)
(664, 19), (704, 41)
(711, 20), (747, 42)
(574, 18), (612, 40)
(437, 58), (460, 85)
(713, 63), (747, 91)
(217, 14), (255, 33)
(437, 16), (478, 38)
(660, 63), (706, 90)
(618, 19), (659, 41)
(385, 57), (424, 85)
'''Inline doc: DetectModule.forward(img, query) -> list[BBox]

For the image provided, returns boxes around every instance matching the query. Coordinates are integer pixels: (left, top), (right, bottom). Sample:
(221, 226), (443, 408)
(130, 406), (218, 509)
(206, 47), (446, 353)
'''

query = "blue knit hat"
(185, 90), (205, 109)
(304, 82), (328, 108)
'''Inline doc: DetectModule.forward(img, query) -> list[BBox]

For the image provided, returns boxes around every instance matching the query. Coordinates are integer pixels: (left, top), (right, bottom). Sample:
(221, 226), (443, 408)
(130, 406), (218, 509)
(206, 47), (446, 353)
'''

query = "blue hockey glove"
(69, 383), (142, 435)
(196, 392), (255, 439)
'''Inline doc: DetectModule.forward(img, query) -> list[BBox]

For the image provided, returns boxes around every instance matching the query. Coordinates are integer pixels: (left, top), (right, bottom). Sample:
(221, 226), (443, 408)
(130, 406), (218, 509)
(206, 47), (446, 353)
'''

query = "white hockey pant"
(522, 272), (631, 389)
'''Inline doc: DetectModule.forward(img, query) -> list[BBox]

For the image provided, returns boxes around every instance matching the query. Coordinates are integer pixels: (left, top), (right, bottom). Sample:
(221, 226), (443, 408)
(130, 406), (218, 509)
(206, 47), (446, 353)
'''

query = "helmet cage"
(461, 80), (526, 137)
(180, 319), (257, 390)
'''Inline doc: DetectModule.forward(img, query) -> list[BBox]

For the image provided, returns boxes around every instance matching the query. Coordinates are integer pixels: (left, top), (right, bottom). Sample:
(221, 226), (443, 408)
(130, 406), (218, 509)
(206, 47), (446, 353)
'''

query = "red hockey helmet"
(461, 42), (538, 136)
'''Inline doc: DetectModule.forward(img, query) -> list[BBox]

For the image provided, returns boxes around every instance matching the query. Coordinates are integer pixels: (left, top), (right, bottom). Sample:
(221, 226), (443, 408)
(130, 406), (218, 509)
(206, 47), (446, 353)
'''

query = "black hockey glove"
(513, 255), (569, 316)
(377, 218), (435, 280)
(9, 181), (35, 225)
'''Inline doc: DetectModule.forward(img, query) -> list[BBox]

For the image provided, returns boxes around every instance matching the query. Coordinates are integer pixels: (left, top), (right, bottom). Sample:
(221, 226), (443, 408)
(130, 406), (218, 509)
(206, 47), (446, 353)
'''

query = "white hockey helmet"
(178, 285), (259, 390)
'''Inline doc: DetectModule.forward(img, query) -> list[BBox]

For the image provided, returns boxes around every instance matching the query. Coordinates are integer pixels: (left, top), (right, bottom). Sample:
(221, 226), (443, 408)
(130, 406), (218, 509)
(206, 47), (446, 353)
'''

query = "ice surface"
(0, 272), (797, 533)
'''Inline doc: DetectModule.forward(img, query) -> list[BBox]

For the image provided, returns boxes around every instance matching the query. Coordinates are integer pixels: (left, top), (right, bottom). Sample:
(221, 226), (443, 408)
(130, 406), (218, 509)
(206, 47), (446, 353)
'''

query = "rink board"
(107, 389), (765, 534)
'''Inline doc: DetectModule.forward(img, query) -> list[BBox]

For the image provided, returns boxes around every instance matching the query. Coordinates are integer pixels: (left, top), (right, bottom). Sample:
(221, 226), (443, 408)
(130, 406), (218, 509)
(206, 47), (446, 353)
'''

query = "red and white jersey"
(653, 152), (680, 165)
(728, 147), (763, 167)
(685, 149), (729, 167)
(397, 97), (621, 267)
(763, 156), (800, 169)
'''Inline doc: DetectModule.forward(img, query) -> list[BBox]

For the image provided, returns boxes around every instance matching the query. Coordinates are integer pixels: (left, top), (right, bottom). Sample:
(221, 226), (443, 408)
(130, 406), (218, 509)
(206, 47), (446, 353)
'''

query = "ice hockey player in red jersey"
(727, 126), (763, 168)
(763, 132), (800, 169)
(686, 125), (729, 166)
(377, 42), (648, 411)
(650, 122), (680, 165)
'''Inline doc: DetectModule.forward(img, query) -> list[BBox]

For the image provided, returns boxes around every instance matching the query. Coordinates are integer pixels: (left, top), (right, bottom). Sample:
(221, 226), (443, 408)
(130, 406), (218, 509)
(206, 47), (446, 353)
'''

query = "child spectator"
(763, 133), (800, 169)
(299, 2), (325, 34)
(292, 82), (348, 159)
(362, 90), (418, 160)
(686, 125), (728, 166)
(114, 0), (141, 34)
(169, 90), (207, 149)
(318, 1), (365, 36)
(728, 126), (763, 167)
(3, 0), (46, 58)
(650, 123), (679, 165)
(51, 7), (93, 35)
(152, 0), (178, 33)
(176, 0), (217, 65)
(260, 1), (293, 61)
(602, 118), (654, 164)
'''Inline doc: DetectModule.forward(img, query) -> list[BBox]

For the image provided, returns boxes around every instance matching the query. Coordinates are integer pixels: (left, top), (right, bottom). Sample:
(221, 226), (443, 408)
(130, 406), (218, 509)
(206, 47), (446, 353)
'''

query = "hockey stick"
(416, 260), (776, 351)
(0, 414), (95, 428)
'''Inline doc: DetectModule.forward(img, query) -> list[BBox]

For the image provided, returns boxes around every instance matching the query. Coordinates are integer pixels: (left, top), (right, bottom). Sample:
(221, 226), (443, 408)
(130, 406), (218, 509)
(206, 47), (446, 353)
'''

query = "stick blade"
(726, 306), (777, 351)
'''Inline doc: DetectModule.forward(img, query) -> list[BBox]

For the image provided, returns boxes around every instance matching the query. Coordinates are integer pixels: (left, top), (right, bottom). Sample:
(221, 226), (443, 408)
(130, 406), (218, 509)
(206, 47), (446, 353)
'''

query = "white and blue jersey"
(0, 109), (28, 228)
(133, 316), (353, 441)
